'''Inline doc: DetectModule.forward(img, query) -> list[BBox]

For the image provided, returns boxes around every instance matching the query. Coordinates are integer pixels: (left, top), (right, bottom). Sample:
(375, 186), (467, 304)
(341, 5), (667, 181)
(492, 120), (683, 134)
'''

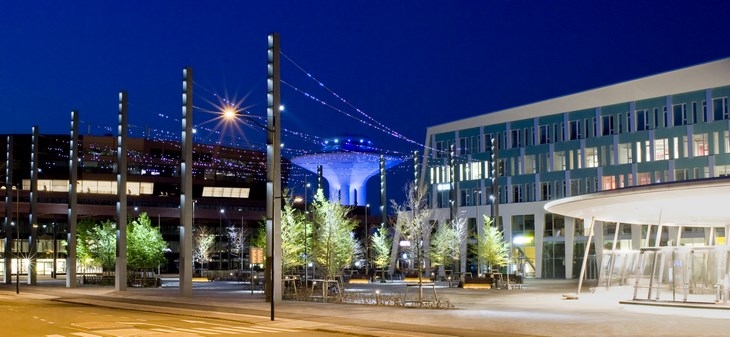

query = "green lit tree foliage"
(430, 219), (459, 272)
(127, 212), (167, 270)
(370, 225), (391, 279)
(77, 219), (116, 271)
(280, 191), (309, 274)
(310, 189), (360, 280)
(473, 215), (509, 271)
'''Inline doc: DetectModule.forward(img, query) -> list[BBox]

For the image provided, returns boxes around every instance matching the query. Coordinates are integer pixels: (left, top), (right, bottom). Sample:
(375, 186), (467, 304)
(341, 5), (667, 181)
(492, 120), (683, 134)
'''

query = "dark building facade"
(0, 134), (290, 274)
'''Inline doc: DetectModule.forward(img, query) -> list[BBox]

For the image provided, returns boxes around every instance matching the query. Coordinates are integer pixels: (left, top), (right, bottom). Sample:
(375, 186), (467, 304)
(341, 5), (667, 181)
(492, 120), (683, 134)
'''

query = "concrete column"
(534, 211), (545, 278)
(631, 224), (642, 249)
(564, 217), (575, 279)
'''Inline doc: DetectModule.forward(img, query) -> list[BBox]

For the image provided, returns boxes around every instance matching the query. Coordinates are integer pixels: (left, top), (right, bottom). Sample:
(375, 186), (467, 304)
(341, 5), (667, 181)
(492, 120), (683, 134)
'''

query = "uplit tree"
(77, 219), (116, 273)
(228, 225), (250, 271)
(311, 189), (360, 280)
(392, 182), (434, 276)
(453, 213), (469, 281)
(192, 225), (216, 273)
(391, 182), (434, 303)
(473, 215), (509, 272)
(430, 219), (459, 280)
(370, 225), (391, 280)
(279, 191), (307, 274)
(127, 212), (167, 271)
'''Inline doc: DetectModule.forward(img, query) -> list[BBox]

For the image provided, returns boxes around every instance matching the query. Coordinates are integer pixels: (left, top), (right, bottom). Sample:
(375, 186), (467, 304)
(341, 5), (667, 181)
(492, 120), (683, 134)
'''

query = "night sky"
(3, 1), (730, 207)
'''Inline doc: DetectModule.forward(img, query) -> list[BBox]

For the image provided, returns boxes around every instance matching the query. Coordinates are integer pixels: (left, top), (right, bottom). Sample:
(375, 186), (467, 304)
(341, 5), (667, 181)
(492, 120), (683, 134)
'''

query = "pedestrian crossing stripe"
(47, 323), (301, 336)
(216, 325), (300, 333)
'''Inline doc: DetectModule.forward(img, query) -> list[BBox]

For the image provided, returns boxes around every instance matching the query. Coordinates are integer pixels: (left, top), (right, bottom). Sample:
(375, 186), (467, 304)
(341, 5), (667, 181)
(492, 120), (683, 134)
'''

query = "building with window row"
(0, 134), (289, 275)
(421, 58), (730, 279)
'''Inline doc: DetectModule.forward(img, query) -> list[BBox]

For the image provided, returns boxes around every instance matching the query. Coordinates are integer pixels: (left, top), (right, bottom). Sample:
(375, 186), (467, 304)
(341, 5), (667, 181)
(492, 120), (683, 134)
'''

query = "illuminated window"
(553, 151), (566, 171)
(524, 155), (536, 174)
(655, 138), (669, 160)
(637, 172), (651, 185)
(693, 133), (709, 156)
(617, 143), (632, 164)
(585, 147), (598, 168)
(602, 176), (616, 190)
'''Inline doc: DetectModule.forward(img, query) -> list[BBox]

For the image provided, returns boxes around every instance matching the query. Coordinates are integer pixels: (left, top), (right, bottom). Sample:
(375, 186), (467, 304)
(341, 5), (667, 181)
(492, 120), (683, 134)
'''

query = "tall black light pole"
(52, 221), (57, 279)
(5, 186), (20, 294)
(1, 185), (21, 293)
(266, 32), (281, 321)
(304, 184), (308, 282)
(15, 187), (19, 293)
(219, 209), (224, 270)
(364, 203), (369, 279)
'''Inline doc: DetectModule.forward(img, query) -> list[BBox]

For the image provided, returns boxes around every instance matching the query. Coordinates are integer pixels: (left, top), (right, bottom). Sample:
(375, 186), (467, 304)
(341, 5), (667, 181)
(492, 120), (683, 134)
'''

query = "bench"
(462, 276), (495, 289)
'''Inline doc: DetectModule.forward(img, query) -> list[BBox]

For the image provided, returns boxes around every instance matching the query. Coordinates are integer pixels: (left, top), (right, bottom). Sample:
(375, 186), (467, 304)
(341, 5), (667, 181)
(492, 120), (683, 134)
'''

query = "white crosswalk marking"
(165, 326), (221, 334)
(47, 321), (301, 336)
(208, 326), (263, 334)
(215, 325), (299, 333)
(251, 326), (299, 333)
(149, 328), (179, 333)
(180, 320), (301, 334)
(193, 327), (240, 335)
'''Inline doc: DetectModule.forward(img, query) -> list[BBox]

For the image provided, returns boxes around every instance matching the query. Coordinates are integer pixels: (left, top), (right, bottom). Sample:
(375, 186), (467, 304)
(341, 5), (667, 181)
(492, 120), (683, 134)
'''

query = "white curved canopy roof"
(544, 178), (730, 227)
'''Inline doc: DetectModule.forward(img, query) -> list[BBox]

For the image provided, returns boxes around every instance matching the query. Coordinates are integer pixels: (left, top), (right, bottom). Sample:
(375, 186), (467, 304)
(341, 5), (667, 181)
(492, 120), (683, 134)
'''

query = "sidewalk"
(3, 276), (730, 336)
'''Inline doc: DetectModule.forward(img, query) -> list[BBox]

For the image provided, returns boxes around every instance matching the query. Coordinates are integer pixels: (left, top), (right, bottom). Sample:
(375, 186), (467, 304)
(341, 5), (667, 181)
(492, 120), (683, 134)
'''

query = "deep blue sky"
(2, 1), (730, 207)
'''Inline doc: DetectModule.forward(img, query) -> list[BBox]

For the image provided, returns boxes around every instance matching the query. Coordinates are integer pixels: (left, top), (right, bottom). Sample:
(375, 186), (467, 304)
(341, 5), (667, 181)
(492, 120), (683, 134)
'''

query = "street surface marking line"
(245, 326), (300, 333)
(150, 328), (207, 336)
(168, 326), (220, 335)
(210, 326), (266, 334)
(71, 321), (131, 329)
(70, 333), (104, 337)
(181, 320), (300, 333)
(94, 328), (155, 336)
(210, 327), (265, 333)
(192, 327), (239, 335)
(219, 327), (299, 333)
(215, 326), (265, 334)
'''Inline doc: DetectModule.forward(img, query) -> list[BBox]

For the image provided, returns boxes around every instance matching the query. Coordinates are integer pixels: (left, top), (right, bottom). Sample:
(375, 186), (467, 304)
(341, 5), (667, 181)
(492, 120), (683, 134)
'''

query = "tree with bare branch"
(391, 182), (434, 303)
(192, 225), (215, 274)
(228, 225), (250, 271)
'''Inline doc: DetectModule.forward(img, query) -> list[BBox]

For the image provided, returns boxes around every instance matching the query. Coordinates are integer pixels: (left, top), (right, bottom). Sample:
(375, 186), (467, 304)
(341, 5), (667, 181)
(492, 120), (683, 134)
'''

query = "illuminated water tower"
(292, 134), (402, 206)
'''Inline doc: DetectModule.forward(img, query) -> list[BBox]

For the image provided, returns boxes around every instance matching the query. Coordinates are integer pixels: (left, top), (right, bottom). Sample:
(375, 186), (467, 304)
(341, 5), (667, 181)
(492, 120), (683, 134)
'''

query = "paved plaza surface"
(2, 276), (730, 336)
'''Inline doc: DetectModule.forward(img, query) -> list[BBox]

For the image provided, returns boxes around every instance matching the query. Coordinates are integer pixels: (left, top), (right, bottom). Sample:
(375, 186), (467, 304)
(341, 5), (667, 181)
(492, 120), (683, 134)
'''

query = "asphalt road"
(5, 277), (730, 336)
(0, 291), (347, 337)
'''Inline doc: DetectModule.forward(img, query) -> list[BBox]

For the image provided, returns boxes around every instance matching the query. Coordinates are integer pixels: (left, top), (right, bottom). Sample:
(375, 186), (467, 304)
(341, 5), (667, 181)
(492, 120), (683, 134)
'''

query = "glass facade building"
(422, 58), (730, 279)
